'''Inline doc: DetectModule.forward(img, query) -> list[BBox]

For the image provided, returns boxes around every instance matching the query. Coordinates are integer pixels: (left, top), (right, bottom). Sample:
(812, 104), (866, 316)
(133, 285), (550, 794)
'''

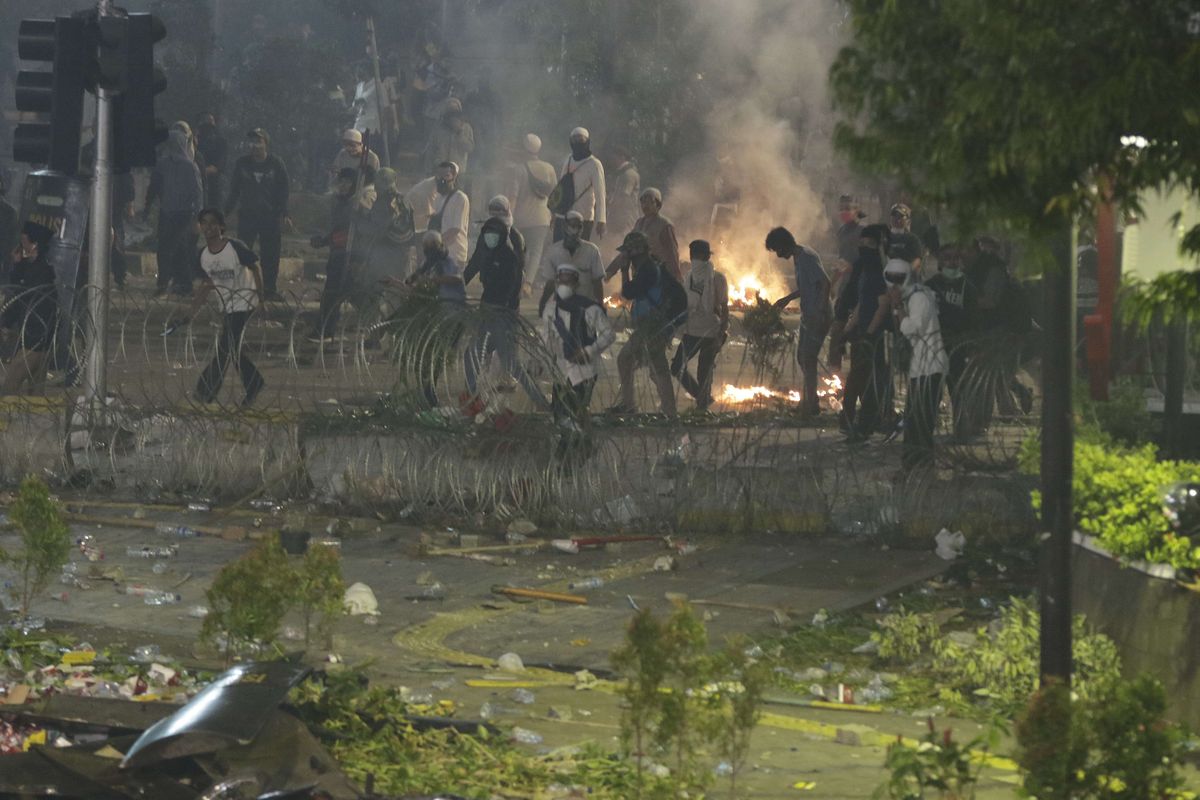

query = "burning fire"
(718, 376), (844, 411)
(728, 276), (769, 310)
(603, 295), (625, 310)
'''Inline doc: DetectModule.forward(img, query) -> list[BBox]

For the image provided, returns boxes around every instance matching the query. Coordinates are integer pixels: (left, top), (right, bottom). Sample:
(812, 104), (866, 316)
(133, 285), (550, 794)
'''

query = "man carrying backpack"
(549, 127), (606, 243)
(608, 231), (684, 418)
(769, 227), (832, 417)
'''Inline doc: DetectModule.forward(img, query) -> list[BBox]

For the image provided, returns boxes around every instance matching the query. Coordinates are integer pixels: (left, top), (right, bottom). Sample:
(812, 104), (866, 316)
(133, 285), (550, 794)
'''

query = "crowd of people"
(0, 91), (1037, 473)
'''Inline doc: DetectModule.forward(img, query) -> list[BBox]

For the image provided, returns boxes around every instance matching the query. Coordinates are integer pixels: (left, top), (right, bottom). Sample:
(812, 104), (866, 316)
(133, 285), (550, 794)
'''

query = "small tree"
(655, 604), (717, 797)
(201, 534), (294, 664)
(295, 542), (345, 649)
(711, 637), (770, 799)
(611, 608), (669, 799)
(2, 476), (71, 617)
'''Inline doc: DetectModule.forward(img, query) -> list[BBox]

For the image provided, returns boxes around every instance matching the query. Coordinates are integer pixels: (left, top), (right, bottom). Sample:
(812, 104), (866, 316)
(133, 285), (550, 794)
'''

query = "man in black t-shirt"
(225, 128), (291, 300)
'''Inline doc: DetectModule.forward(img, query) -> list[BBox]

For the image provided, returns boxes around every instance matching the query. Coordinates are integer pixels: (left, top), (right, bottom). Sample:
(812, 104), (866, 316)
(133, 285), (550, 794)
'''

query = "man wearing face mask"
(537, 211), (605, 314)
(885, 258), (948, 470)
(541, 263), (615, 431)
(671, 240), (728, 412)
(549, 127), (606, 243)
(428, 161), (470, 268)
(463, 216), (548, 410)
(926, 243), (979, 438)
(485, 195), (525, 266)
(604, 187), (681, 282)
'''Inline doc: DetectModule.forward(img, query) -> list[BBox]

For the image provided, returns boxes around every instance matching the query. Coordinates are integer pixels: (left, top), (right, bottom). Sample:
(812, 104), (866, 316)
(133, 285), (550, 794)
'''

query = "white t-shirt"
(434, 190), (470, 266)
(538, 239), (605, 300)
(200, 242), (258, 313)
(404, 176), (438, 230)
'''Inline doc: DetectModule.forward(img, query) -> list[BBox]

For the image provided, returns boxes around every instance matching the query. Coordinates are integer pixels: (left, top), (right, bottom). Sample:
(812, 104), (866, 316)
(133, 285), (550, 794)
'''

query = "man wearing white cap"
(511, 133), (556, 293)
(540, 262), (615, 426)
(537, 210), (605, 314)
(549, 127), (606, 243)
(330, 128), (380, 191)
(603, 186), (681, 281)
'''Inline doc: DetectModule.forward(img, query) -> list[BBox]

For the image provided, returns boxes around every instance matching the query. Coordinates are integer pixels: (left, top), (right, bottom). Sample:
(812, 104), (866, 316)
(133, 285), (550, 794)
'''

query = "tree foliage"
(830, 0), (1200, 259)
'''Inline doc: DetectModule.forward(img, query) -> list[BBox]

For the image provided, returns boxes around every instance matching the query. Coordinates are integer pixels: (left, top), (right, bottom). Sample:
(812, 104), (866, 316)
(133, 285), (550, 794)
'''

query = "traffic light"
(13, 17), (88, 173)
(112, 13), (168, 169)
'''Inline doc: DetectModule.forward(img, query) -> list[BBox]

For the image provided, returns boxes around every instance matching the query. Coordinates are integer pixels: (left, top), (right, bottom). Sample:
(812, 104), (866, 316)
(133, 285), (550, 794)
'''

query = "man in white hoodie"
(884, 258), (948, 470)
(670, 240), (728, 411)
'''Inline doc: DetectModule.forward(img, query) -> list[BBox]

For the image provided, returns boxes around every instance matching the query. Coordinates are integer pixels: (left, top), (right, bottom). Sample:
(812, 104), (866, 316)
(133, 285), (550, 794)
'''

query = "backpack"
(650, 267), (688, 328)
(547, 170), (576, 215)
(525, 162), (555, 200)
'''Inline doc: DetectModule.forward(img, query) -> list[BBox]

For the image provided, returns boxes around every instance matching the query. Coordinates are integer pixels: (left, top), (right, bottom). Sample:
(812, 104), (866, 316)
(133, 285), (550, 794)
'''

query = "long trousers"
(196, 310), (263, 403)
(238, 213), (282, 294)
(670, 334), (720, 409)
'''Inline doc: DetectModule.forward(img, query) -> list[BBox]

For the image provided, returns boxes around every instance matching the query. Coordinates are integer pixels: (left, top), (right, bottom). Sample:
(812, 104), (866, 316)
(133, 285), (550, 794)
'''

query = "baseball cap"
(617, 230), (650, 253)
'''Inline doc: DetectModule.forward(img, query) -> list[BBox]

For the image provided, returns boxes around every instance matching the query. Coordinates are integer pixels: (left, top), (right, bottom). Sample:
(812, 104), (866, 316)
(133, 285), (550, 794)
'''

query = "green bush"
(930, 597), (1120, 715)
(1016, 675), (1187, 800)
(1, 476), (71, 617)
(1022, 436), (1200, 570)
(873, 609), (941, 664)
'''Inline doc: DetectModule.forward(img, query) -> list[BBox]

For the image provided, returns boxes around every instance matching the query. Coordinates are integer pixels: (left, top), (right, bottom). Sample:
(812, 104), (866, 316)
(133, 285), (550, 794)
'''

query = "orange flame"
(718, 375), (844, 411)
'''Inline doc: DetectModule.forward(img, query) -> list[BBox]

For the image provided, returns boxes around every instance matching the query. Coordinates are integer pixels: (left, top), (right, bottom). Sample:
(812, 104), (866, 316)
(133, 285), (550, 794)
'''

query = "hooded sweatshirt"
(893, 261), (949, 378)
(147, 129), (204, 216)
(463, 218), (523, 310)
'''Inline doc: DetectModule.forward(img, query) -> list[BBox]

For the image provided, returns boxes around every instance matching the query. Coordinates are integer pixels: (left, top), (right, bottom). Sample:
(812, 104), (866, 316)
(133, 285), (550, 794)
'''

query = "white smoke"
(664, 0), (850, 300)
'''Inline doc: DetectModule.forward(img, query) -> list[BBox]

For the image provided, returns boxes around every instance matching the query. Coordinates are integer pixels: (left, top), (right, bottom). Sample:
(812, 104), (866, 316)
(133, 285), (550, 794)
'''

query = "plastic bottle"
(126, 545), (178, 558)
(568, 577), (604, 591)
(144, 590), (181, 605)
(186, 502), (211, 513)
(155, 524), (199, 538)
(76, 535), (104, 562)
(511, 727), (544, 745)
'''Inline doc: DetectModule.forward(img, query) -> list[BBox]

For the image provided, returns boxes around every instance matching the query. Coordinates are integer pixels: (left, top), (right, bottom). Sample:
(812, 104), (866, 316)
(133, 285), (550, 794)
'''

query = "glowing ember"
(603, 295), (624, 309)
(718, 376), (844, 411)
(816, 375), (844, 412)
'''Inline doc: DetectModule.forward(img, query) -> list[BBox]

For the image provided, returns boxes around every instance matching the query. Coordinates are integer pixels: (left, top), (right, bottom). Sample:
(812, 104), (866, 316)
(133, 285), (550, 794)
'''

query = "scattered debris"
(343, 582), (380, 615)
(496, 652), (526, 674)
(492, 586), (588, 605)
(934, 528), (966, 560)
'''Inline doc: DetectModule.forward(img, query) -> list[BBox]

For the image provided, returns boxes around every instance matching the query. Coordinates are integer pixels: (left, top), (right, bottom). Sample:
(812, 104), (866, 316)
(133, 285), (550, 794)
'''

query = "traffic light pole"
(83, 0), (113, 412)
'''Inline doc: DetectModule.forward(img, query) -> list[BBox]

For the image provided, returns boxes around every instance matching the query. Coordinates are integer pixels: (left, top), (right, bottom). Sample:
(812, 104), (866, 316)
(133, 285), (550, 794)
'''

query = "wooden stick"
(492, 586), (588, 605)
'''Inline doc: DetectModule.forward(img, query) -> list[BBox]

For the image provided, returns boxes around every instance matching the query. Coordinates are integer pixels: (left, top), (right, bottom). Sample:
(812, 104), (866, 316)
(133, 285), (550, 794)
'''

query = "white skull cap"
(342, 128), (362, 143)
(570, 126), (590, 141)
(523, 133), (542, 154)
(556, 263), (581, 275)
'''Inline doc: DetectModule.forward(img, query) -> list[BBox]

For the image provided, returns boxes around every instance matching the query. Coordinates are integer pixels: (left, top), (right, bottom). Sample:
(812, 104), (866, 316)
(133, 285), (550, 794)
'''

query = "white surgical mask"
(483, 232), (501, 249)
(555, 284), (575, 300)
(890, 226), (906, 236)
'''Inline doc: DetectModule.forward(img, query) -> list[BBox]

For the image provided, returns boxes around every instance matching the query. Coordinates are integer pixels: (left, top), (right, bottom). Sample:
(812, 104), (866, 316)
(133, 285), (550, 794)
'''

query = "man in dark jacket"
(926, 242), (981, 437)
(225, 128), (290, 300)
(840, 224), (890, 440)
(609, 230), (678, 417)
(145, 128), (204, 296)
(463, 216), (548, 410)
(2, 222), (58, 395)
(195, 112), (228, 209)
(308, 168), (360, 342)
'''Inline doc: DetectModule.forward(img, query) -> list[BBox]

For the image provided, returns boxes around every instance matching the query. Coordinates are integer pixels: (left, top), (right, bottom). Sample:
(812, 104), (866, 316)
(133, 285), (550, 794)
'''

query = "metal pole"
(1039, 225), (1075, 685)
(366, 16), (390, 168)
(1164, 319), (1188, 460)
(83, 0), (113, 412)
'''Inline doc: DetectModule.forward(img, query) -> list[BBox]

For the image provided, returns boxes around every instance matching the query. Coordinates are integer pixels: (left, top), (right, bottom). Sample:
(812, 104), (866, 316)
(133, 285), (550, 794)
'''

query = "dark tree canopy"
(830, 0), (1200, 260)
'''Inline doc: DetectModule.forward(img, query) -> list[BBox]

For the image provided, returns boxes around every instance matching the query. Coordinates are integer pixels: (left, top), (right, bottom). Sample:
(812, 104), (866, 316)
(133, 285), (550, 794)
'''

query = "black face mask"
(570, 141), (591, 160)
(436, 179), (453, 195)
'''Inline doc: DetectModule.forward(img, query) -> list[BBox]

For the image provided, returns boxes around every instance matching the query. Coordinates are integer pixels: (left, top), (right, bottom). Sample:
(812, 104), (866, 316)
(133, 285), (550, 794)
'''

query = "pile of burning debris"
(717, 375), (844, 411)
